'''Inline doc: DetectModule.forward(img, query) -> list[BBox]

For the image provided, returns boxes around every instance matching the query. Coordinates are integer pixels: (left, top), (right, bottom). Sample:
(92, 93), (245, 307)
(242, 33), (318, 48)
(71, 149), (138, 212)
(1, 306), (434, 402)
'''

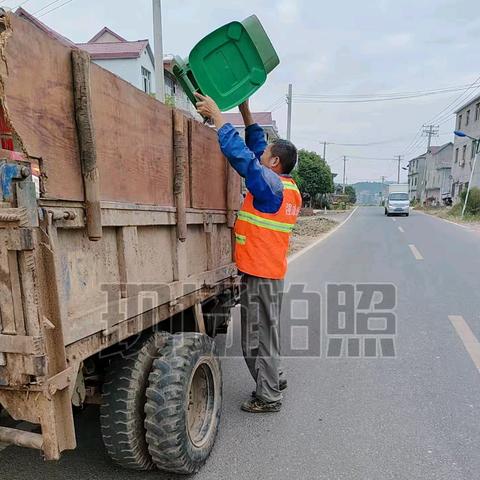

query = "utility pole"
(422, 124), (439, 153)
(153, 0), (165, 102)
(323, 141), (327, 161)
(342, 156), (347, 194)
(462, 140), (479, 217)
(395, 155), (403, 183)
(380, 175), (386, 205)
(286, 83), (292, 141)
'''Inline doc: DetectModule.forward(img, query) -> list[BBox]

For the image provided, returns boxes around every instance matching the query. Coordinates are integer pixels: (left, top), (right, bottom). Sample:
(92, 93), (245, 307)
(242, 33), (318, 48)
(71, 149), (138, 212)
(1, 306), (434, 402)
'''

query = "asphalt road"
(2, 207), (480, 479)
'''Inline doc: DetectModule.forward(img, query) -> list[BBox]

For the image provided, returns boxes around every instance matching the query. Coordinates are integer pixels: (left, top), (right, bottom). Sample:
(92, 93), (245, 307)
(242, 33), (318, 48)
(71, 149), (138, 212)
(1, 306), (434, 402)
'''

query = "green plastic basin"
(173, 15), (279, 112)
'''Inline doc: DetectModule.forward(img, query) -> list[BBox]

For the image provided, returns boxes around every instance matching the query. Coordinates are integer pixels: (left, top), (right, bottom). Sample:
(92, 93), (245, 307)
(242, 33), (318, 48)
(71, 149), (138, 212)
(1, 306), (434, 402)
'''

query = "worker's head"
(261, 139), (298, 174)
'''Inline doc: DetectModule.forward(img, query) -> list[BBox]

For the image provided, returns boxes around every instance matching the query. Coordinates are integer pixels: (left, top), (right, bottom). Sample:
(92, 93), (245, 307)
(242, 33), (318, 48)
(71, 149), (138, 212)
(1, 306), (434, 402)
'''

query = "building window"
(455, 148), (459, 163)
(462, 145), (467, 166)
(476, 103), (480, 121)
(466, 109), (470, 126)
(458, 114), (462, 130)
(141, 67), (151, 94)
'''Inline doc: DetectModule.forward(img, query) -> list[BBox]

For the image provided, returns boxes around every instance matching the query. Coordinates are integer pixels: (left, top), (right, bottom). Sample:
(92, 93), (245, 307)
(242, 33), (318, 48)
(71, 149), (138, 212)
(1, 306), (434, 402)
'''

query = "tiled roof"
(88, 27), (126, 43)
(76, 40), (149, 60)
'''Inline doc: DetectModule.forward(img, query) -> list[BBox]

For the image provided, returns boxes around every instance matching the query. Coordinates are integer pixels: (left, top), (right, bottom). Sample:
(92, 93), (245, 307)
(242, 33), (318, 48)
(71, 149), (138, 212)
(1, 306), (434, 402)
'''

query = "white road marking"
(414, 210), (470, 229)
(392, 218), (396, 222)
(408, 244), (423, 260)
(398, 226), (405, 233)
(289, 207), (358, 263)
(448, 315), (480, 373)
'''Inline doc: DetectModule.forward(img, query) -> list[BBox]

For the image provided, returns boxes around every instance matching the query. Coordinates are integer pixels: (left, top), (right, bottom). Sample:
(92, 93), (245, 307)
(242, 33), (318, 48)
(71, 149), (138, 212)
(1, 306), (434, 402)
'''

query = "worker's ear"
(270, 155), (281, 169)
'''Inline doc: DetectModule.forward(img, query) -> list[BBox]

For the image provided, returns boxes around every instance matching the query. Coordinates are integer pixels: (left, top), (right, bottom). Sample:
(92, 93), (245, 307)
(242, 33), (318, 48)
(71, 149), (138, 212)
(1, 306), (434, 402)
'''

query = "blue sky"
(7, 0), (480, 183)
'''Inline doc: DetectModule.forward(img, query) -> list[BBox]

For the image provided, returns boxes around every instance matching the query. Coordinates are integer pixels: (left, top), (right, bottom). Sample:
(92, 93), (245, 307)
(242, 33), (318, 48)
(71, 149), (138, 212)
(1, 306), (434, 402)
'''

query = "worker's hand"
(238, 99), (250, 112)
(194, 93), (224, 128)
(238, 98), (254, 127)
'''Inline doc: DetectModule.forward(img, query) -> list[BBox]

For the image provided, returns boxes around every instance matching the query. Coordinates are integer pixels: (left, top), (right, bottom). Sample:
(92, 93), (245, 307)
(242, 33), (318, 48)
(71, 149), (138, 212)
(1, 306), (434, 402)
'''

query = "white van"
(384, 184), (410, 216)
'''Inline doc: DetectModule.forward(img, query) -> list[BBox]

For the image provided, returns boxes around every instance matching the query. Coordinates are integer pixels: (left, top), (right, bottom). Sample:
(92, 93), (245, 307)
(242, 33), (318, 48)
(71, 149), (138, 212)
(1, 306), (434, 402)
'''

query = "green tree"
(344, 185), (357, 204)
(293, 149), (334, 206)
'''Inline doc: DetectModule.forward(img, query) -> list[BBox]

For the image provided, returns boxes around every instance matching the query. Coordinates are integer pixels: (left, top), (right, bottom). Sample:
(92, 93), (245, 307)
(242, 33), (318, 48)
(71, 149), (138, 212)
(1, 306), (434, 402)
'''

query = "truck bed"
(0, 11), (241, 460)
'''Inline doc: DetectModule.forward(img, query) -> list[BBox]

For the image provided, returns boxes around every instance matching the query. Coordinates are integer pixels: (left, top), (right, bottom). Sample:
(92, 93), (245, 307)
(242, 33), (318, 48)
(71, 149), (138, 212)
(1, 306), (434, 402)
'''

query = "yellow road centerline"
(448, 315), (480, 373)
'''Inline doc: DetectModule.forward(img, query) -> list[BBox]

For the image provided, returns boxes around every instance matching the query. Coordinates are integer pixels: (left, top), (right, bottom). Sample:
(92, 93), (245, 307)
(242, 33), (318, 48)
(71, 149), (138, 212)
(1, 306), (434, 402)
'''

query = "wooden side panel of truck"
(0, 11), (241, 470)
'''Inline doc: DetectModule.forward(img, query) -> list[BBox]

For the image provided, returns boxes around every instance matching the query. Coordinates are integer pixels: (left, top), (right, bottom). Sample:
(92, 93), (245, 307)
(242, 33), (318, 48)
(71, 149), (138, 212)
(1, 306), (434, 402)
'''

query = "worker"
(195, 93), (302, 413)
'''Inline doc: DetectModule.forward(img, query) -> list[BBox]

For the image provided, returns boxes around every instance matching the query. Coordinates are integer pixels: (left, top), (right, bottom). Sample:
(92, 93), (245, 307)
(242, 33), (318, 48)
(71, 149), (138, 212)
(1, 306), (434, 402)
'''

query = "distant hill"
(352, 181), (393, 205)
(352, 182), (387, 194)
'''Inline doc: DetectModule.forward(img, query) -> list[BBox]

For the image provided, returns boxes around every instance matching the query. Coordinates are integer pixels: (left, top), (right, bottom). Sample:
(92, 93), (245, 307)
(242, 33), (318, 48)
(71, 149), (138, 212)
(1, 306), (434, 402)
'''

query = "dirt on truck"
(0, 10), (242, 474)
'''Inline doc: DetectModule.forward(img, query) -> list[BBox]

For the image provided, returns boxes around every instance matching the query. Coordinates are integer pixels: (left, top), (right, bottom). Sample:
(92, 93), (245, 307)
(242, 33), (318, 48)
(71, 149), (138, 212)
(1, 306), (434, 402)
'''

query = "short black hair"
(270, 139), (298, 174)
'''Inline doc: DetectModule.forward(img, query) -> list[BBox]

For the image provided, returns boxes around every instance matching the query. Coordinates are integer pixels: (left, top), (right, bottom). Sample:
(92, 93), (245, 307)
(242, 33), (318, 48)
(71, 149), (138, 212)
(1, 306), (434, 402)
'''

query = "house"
(76, 27), (156, 95)
(408, 153), (427, 203)
(221, 112), (279, 142)
(451, 93), (480, 202)
(16, 9), (199, 118)
(423, 143), (453, 206)
(163, 56), (201, 118)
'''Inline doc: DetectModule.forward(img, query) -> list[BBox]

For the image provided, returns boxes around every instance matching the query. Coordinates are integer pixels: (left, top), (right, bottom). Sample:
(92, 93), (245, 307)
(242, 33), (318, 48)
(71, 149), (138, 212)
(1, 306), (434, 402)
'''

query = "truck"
(0, 10), (241, 474)
(384, 183), (410, 216)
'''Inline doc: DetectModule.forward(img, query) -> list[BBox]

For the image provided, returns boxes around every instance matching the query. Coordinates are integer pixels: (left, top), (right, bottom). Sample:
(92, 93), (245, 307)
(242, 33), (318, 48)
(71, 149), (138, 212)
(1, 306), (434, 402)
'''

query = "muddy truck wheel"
(100, 332), (169, 470)
(145, 333), (222, 475)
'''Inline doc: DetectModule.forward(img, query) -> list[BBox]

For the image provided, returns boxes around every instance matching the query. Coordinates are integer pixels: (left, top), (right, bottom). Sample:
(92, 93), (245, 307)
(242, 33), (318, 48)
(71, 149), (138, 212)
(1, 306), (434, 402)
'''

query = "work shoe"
(241, 398), (282, 413)
(251, 378), (287, 397)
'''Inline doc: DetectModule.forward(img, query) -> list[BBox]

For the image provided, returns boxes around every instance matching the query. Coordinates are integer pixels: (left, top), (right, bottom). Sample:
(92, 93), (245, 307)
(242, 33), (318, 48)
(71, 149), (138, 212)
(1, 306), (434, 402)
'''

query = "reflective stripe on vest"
(234, 176), (302, 279)
(235, 233), (246, 245)
(281, 180), (300, 193)
(237, 211), (295, 233)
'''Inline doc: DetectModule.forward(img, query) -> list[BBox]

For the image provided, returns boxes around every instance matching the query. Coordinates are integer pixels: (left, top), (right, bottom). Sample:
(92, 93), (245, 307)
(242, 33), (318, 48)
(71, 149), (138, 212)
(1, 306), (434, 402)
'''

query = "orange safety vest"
(234, 176), (302, 280)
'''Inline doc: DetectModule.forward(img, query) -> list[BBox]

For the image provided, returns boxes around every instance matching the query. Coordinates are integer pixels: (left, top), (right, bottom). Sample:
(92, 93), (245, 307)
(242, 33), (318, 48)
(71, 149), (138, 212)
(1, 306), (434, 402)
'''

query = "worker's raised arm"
(239, 100), (267, 160)
(217, 124), (282, 214)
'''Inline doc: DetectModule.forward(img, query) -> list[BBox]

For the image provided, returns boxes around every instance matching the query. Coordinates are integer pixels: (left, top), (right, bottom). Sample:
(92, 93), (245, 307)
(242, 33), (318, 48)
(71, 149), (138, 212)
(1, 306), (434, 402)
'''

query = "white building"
(451, 93), (480, 202)
(408, 153), (427, 203)
(77, 27), (156, 95)
(423, 143), (453, 206)
(222, 112), (279, 142)
(16, 10), (199, 119)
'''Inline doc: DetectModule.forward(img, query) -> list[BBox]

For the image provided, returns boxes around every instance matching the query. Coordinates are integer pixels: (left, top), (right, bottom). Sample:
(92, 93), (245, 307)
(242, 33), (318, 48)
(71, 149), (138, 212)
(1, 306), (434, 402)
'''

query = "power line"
(403, 75), (480, 158)
(426, 76), (480, 125)
(291, 85), (476, 104)
(33, 0), (64, 15)
(347, 156), (399, 161)
(12, 0), (31, 9)
(38, 0), (75, 18)
(294, 84), (473, 99)
(264, 96), (285, 111)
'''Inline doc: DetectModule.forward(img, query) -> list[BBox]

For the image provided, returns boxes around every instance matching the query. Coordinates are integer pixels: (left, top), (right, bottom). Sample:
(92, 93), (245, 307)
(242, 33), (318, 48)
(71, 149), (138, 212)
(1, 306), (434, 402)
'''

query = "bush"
(450, 187), (480, 217)
(465, 187), (480, 215)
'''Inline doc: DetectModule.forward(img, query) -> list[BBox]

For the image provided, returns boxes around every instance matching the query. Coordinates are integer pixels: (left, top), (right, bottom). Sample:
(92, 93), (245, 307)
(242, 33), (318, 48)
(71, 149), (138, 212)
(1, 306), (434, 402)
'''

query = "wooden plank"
(7, 250), (25, 335)
(71, 49), (102, 241)
(2, 14), (84, 200)
(89, 63), (175, 205)
(194, 302), (206, 334)
(0, 334), (37, 354)
(116, 227), (140, 298)
(190, 121), (227, 209)
(226, 162), (242, 227)
(173, 110), (187, 241)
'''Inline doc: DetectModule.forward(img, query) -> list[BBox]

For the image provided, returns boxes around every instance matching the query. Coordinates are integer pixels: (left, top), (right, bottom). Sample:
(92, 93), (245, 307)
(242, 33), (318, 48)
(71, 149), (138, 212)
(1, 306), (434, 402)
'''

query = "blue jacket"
(217, 123), (283, 214)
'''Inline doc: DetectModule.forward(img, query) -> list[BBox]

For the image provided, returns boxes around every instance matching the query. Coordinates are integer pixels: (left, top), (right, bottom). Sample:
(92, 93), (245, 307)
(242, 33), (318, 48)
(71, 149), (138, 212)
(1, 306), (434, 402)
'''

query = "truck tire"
(100, 332), (169, 470)
(145, 333), (222, 475)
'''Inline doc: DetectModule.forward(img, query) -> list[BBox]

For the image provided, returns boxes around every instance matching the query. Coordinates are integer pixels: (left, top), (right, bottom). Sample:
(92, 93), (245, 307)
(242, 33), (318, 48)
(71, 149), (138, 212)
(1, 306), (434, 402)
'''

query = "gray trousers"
(240, 274), (284, 403)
